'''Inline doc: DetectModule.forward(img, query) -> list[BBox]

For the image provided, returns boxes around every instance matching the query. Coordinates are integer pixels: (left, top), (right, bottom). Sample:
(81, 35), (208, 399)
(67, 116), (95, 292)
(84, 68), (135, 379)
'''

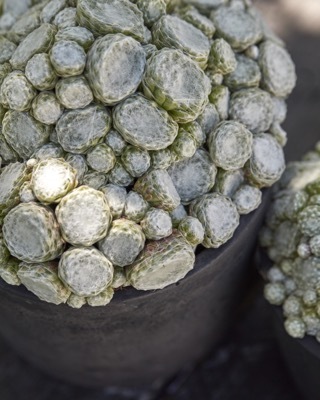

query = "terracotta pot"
(0, 191), (270, 389)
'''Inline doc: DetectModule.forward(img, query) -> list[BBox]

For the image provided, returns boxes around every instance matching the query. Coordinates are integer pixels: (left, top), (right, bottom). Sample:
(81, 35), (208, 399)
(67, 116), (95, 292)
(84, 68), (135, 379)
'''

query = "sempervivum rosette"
(0, 0), (295, 307)
(261, 145), (320, 341)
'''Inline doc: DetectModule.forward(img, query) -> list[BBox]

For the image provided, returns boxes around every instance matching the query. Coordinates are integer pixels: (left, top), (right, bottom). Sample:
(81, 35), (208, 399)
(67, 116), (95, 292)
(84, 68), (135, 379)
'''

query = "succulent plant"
(0, 0), (295, 307)
(261, 145), (320, 341)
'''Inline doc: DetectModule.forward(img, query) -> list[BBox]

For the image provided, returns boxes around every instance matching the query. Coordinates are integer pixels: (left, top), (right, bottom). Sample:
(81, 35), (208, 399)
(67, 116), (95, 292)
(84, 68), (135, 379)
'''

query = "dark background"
(1, 1), (320, 399)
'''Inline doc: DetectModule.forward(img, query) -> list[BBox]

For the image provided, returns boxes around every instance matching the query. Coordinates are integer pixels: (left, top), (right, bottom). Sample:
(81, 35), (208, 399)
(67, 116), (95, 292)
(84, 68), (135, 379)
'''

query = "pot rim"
(0, 190), (269, 305)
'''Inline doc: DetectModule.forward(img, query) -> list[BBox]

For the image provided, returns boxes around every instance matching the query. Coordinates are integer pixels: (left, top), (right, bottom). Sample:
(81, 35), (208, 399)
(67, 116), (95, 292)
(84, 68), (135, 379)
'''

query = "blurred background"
(1, 0), (320, 399)
(257, 0), (320, 163)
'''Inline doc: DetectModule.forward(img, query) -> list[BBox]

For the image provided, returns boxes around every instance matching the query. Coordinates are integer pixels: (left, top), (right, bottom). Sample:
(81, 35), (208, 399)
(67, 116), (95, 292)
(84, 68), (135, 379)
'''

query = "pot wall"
(0, 192), (269, 388)
(273, 307), (320, 400)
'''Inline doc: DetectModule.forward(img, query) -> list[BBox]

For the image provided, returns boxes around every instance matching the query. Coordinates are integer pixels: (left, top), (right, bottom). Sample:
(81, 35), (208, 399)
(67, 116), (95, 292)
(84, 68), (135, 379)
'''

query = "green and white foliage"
(0, 0), (295, 306)
(261, 148), (320, 341)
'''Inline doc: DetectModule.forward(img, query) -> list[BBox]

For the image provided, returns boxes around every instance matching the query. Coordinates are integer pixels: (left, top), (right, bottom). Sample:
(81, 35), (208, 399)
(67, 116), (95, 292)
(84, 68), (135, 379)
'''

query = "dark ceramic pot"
(257, 249), (319, 400)
(0, 192), (270, 389)
(271, 307), (320, 400)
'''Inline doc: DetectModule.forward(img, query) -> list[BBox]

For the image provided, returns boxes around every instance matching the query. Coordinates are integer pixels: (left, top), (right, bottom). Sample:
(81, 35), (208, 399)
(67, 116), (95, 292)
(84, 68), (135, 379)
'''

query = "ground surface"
(1, 0), (320, 399)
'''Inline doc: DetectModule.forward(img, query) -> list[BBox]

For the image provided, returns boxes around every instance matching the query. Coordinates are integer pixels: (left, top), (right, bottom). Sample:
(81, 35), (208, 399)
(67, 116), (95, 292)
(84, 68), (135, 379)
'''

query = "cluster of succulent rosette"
(262, 146), (320, 341)
(0, 0), (296, 307)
